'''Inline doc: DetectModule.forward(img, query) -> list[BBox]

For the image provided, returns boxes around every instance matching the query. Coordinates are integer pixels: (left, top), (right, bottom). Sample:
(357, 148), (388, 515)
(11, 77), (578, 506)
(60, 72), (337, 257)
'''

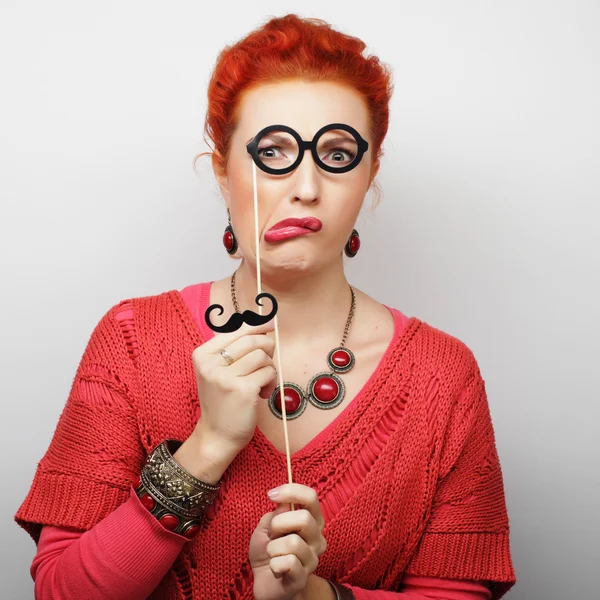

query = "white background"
(1, 1), (598, 598)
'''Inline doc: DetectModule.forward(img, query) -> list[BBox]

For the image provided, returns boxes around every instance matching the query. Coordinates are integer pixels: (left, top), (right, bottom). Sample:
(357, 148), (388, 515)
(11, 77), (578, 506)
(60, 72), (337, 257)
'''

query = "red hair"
(194, 13), (394, 209)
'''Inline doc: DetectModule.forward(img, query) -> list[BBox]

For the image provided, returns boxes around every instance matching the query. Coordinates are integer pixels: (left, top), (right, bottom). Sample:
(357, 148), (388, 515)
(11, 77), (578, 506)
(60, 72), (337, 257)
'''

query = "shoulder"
(357, 286), (480, 386)
(67, 289), (182, 389)
(95, 289), (179, 334)
(407, 316), (482, 390)
(95, 287), (193, 356)
(105, 286), (191, 322)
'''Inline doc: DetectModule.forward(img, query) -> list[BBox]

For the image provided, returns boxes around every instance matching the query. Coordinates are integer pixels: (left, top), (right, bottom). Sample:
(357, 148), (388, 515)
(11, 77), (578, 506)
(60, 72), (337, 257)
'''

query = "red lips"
(267, 217), (322, 233)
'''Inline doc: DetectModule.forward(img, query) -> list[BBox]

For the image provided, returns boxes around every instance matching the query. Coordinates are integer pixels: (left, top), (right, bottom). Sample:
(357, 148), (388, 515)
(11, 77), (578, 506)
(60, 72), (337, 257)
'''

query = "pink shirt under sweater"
(30, 281), (492, 600)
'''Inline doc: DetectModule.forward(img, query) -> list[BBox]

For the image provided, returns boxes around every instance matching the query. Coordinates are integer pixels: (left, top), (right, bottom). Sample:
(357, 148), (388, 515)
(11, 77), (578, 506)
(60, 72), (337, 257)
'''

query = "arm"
(31, 435), (234, 600)
(13, 301), (238, 599)
(32, 488), (186, 600)
(401, 364), (517, 600)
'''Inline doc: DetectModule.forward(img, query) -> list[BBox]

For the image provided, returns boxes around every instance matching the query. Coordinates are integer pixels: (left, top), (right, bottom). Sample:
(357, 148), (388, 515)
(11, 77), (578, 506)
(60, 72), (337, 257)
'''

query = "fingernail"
(268, 487), (280, 499)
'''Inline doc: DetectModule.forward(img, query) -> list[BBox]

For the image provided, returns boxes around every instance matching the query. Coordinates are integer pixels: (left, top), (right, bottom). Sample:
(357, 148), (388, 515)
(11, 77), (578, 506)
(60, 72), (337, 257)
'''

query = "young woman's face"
(215, 78), (378, 272)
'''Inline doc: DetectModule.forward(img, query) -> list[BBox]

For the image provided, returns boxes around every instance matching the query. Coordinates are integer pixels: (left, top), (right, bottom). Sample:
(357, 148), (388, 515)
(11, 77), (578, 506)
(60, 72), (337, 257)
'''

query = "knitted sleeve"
(14, 302), (146, 545)
(403, 364), (517, 600)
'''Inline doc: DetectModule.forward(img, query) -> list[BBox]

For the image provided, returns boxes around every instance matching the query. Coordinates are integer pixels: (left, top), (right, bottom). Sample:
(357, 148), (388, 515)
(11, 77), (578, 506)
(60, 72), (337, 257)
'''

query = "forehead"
(236, 79), (371, 141)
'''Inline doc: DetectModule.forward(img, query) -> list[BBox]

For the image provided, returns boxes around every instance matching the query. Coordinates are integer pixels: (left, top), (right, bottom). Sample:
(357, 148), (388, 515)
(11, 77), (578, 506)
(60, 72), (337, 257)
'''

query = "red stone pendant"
(307, 372), (345, 410)
(327, 346), (355, 374)
(269, 382), (307, 420)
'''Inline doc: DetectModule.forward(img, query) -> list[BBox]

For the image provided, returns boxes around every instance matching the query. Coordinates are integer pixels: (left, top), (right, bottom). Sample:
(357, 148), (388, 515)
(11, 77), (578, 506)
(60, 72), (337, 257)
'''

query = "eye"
(325, 148), (357, 163)
(257, 145), (284, 159)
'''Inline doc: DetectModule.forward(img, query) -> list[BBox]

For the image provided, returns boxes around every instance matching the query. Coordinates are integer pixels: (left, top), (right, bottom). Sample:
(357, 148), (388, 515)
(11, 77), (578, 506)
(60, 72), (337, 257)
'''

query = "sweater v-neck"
(173, 281), (418, 465)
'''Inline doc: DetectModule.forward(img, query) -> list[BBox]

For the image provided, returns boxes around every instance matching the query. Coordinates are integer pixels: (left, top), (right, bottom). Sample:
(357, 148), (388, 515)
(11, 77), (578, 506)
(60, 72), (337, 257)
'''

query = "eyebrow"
(257, 134), (356, 146)
(318, 136), (356, 148)
(260, 134), (295, 145)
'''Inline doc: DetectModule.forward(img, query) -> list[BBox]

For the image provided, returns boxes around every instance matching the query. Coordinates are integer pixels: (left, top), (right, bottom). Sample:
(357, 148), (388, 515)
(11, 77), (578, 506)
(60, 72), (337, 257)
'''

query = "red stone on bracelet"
(159, 514), (180, 531)
(182, 523), (201, 539)
(139, 493), (156, 512)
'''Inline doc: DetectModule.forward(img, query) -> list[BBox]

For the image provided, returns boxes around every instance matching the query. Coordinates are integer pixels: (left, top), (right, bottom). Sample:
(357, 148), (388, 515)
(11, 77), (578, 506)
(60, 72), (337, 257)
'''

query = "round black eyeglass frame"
(246, 123), (369, 175)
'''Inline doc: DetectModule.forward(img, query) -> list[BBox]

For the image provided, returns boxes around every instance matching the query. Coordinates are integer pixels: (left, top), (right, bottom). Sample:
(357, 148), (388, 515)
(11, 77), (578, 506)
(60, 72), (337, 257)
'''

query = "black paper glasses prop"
(246, 122), (369, 175)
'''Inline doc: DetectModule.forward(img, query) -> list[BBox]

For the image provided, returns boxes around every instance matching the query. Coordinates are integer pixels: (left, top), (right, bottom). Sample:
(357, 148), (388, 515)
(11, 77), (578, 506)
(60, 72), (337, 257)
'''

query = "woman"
(14, 13), (517, 600)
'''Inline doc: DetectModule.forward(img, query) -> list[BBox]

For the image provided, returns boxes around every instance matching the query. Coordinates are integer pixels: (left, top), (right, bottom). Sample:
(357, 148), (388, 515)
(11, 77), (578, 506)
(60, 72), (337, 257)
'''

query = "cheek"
(227, 163), (253, 197)
(227, 167), (258, 222)
(332, 176), (367, 214)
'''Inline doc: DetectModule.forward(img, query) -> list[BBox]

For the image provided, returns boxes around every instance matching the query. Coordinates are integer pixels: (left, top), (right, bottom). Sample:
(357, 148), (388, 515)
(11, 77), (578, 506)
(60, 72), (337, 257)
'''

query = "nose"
(292, 149), (321, 203)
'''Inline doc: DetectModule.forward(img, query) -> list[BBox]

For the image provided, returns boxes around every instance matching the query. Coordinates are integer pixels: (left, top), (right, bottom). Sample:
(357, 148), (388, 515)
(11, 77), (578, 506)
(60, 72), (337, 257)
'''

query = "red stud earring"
(223, 211), (238, 256)
(344, 228), (360, 257)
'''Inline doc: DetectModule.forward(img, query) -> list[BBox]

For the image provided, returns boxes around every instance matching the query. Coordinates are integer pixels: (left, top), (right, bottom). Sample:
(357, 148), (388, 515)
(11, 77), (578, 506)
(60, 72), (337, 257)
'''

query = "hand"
(190, 318), (277, 454)
(249, 483), (328, 600)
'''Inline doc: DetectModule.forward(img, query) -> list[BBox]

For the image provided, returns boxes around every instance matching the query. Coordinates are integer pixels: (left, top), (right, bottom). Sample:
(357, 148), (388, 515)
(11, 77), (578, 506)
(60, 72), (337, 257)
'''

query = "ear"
(214, 170), (231, 204)
(370, 158), (380, 183)
(212, 151), (230, 203)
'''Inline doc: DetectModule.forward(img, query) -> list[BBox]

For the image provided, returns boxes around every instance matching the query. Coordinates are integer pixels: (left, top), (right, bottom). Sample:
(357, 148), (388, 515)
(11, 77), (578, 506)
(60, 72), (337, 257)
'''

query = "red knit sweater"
(14, 281), (516, 599)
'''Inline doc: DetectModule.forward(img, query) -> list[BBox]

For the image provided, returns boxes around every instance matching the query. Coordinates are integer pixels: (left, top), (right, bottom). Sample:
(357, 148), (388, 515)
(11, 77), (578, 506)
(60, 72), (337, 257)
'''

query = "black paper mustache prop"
(204, 292), (278, 333)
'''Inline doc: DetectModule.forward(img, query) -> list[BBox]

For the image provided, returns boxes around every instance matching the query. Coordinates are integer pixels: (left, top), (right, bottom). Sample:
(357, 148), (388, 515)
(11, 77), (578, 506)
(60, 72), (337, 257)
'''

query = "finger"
(267, 533), (317, 571)
(210, 330), (277, 370)
(269, 554), (306, 586)
(270, 508), (321, 546)
(258, 510), (274, 530)
(269, 502), (292, 526)
(259, 378), (276, 400)
(268, 484), (325, 532)
(225, 335), (276, 371)
(261, 503), (289, 540)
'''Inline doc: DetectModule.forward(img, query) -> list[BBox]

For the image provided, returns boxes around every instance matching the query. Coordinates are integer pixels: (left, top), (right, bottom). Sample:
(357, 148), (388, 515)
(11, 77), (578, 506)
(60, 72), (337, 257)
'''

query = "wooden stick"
(252, 162), (296, 511)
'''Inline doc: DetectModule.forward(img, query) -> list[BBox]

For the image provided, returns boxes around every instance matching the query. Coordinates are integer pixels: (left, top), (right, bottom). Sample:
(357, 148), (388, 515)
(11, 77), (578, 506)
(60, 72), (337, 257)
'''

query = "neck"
(232, 258), (353, 347)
